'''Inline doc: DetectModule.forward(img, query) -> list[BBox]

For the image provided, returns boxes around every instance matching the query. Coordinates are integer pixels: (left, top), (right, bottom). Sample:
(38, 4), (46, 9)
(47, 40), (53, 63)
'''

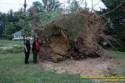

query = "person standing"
(32, 37), (40, 64)
(24, 35), (31, 64)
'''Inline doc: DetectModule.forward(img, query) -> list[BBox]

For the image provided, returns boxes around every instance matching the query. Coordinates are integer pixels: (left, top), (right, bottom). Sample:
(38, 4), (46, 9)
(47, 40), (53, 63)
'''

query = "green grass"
(108, 50), (125, 75)
(0, 40), (125, 83)
(0, 40), (23, 47)
(0, 40), (23, 54)
(0, 40), (94, 83)
(0, 53), (94, 83)
(0, 46), (23, 54)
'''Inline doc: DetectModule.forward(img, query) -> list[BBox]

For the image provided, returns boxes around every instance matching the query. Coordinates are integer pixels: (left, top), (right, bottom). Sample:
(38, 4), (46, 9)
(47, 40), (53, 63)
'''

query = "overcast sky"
(0, 0), (106, 13)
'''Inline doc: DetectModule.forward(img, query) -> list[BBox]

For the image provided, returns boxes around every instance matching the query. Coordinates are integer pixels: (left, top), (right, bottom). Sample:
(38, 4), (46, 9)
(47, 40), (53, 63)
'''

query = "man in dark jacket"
(24, 35), (31, 64)
(32, 37), (40, 64)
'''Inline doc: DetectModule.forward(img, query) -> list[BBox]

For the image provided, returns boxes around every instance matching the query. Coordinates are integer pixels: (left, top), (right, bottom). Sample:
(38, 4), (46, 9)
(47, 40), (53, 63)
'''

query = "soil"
(40, 57), (122, 79)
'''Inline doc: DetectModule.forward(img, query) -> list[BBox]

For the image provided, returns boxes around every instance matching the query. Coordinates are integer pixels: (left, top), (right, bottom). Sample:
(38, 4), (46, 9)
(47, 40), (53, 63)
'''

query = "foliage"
(39, 10), (62, 25)
(3, 22), (21, 35)
(40, 0), (61, 12)
(0, 10), (23, 36)
(0, 13), (7, 36)
(28, 0), (62, 26)
(69, 0), (81, 13)
(17, 18), (32, 36)
(0, 0), (61, 37)
(101, 0), (125, 49)
(102, 0), (125, 32)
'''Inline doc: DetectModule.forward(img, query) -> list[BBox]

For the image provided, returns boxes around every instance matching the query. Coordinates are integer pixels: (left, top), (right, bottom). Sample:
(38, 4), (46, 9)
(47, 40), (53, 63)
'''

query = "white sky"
(0, 0), (106, 13)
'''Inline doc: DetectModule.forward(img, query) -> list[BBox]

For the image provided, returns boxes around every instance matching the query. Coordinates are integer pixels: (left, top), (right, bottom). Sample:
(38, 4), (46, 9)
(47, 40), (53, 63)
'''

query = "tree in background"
(102, 0), (125, 50)
(0, 10), (21, 37)
(1, 0), (89, 38)
(0, 13), (6, 36)
(0, 0), (62, 38)
(64, 0), (88, 14)
(28, 0), (62, 25)
(69, 0), (81, 13)
(40, 0), (61, 12)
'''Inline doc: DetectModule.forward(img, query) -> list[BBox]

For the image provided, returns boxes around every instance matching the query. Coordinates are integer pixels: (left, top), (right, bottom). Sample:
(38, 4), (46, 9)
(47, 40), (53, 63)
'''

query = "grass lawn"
(0, 40), (125, 83)
(0, 40), (23, 47)
(0, 40), (93, 83)
(108, 50), (125, 75)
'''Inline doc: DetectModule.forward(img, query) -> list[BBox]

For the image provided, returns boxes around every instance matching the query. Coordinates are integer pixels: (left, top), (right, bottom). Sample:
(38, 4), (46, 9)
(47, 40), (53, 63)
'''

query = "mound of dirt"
(37, 10), (106, 62)
(49, 36), (70, 56)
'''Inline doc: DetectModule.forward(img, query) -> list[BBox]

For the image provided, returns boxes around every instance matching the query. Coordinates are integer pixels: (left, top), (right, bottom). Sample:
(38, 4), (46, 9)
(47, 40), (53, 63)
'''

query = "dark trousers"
(33, 52), (38, 63)
(24, 51), (30, 64)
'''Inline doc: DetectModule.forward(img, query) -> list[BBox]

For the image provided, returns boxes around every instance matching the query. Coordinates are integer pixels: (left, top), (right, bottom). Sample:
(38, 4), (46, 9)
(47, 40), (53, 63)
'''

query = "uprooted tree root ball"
(36, 10), (107, 62)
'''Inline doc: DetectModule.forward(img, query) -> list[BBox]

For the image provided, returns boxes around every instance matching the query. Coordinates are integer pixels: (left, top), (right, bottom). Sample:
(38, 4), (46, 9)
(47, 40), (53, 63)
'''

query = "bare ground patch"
(39, 57), (123, 82)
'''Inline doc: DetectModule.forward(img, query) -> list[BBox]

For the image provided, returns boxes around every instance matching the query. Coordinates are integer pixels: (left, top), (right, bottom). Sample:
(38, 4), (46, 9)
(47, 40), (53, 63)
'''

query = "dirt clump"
(37, 10), (106, 62)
